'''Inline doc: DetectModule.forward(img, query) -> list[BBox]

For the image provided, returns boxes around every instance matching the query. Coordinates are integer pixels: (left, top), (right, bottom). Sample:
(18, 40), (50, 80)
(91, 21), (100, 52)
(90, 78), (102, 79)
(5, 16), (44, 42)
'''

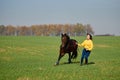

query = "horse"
(55, 33), (78, 65)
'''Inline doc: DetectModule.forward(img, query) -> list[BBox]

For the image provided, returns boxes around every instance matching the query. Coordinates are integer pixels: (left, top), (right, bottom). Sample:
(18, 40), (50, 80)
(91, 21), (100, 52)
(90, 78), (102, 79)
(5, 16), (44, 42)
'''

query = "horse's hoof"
(54, 63), (59, 66)
(68, 61), (72, 64)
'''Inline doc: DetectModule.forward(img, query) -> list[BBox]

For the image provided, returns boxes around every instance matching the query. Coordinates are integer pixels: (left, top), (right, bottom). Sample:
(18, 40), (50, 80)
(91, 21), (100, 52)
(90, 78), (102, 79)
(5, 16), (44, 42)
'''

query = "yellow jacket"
(78, 39), (93, 51)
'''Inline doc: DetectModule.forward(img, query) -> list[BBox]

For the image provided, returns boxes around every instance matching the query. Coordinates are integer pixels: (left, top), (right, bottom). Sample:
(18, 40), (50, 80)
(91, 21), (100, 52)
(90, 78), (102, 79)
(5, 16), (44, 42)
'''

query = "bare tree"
(0, 23), (94, 36)
(0, 25), (5, 35)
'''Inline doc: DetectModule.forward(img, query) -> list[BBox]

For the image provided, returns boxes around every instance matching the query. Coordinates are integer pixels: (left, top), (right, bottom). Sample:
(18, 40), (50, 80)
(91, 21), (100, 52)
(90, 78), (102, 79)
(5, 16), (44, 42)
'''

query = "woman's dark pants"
(80, 49), (91, 65)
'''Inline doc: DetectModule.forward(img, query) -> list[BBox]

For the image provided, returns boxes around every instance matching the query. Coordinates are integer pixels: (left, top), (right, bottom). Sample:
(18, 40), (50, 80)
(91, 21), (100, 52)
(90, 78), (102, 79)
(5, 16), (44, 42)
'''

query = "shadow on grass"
(54, 61), (95, 66)
(59, 61), (95, 66)
(87, 62), (95, 65)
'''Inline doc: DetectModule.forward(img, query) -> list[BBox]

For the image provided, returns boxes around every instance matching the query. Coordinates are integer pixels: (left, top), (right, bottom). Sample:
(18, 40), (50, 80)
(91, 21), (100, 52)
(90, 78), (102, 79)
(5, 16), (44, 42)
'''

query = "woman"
(77, 33), (93, 66)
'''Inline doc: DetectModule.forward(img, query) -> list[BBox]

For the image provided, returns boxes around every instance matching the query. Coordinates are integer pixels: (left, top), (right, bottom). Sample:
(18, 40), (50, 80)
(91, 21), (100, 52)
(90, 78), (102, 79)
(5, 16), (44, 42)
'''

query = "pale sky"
(0, 0), (120, 35)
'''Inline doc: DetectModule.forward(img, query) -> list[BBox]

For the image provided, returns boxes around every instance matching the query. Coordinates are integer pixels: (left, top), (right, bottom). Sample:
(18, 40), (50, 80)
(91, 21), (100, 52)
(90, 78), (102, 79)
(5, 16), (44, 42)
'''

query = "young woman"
(77, 33), (93, 66)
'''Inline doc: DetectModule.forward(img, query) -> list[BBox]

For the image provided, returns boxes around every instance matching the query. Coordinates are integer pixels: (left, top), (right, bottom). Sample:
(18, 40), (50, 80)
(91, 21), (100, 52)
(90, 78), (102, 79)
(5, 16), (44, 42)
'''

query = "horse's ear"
(64, 33), (66, 35)
(64, 33), (68, 37)
(61, 33), (64, 37)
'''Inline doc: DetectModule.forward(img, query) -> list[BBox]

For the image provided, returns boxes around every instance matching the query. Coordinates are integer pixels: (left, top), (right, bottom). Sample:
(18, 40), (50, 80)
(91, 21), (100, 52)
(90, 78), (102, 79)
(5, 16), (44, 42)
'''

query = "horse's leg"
(71, 52), (74, 59)
(55, 54), (64, 65)
(68, 53), (72, 63)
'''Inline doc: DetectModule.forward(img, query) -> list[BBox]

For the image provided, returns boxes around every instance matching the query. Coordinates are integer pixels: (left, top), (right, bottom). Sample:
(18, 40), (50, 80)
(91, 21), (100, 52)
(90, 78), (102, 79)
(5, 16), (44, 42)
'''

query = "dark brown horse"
(55, 33), (78, 65)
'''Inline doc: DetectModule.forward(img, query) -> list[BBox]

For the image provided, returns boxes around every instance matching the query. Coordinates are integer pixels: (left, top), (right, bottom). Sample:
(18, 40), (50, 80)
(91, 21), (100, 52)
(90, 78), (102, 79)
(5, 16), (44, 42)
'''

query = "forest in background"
(0, 23), (94, 36)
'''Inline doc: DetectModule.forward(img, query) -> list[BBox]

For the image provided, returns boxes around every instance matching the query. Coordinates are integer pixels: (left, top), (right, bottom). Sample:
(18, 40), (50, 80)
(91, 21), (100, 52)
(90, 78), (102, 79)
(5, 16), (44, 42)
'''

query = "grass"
(0, 36), (120, 80)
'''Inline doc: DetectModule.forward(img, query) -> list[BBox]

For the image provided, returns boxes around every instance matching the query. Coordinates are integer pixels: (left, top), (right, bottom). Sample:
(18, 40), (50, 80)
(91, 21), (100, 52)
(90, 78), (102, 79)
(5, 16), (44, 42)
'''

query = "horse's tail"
(71, 50), (78, 59)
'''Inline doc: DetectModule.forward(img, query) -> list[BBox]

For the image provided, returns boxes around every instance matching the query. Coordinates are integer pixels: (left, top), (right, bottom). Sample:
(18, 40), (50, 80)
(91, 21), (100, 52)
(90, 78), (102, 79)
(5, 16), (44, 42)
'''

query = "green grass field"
(0, 36), (120, 80)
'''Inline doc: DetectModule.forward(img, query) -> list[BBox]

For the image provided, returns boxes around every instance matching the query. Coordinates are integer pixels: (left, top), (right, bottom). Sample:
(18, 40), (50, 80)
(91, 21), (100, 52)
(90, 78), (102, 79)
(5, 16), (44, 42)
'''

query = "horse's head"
(61, 33), (70, 48)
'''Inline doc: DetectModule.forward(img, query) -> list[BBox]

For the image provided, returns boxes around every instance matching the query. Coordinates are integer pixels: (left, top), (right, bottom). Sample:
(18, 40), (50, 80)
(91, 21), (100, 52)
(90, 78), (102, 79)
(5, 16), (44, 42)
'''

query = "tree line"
(0, 23), (94, 36)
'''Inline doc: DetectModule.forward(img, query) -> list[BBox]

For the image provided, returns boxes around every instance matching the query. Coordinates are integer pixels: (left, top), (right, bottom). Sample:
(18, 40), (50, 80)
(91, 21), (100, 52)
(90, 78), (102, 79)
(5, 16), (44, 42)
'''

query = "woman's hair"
(87, 33), (92, 40)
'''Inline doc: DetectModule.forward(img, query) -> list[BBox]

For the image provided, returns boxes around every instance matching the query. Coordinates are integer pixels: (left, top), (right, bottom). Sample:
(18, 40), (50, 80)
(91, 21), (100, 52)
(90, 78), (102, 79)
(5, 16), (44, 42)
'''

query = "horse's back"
(67, 39), (78, 51)
(69, 39), (77, 45)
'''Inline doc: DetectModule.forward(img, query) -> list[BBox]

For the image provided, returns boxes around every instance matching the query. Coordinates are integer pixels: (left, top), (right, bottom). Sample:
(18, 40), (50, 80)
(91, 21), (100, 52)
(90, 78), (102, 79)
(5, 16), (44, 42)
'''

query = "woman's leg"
(80, 49), (86, 65)
(85, 51), (91, 64)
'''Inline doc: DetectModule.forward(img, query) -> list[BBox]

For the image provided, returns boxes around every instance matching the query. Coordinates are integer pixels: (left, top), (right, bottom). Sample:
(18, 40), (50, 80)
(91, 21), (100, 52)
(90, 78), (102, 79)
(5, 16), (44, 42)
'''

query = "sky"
(0, 0), (120, 35)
